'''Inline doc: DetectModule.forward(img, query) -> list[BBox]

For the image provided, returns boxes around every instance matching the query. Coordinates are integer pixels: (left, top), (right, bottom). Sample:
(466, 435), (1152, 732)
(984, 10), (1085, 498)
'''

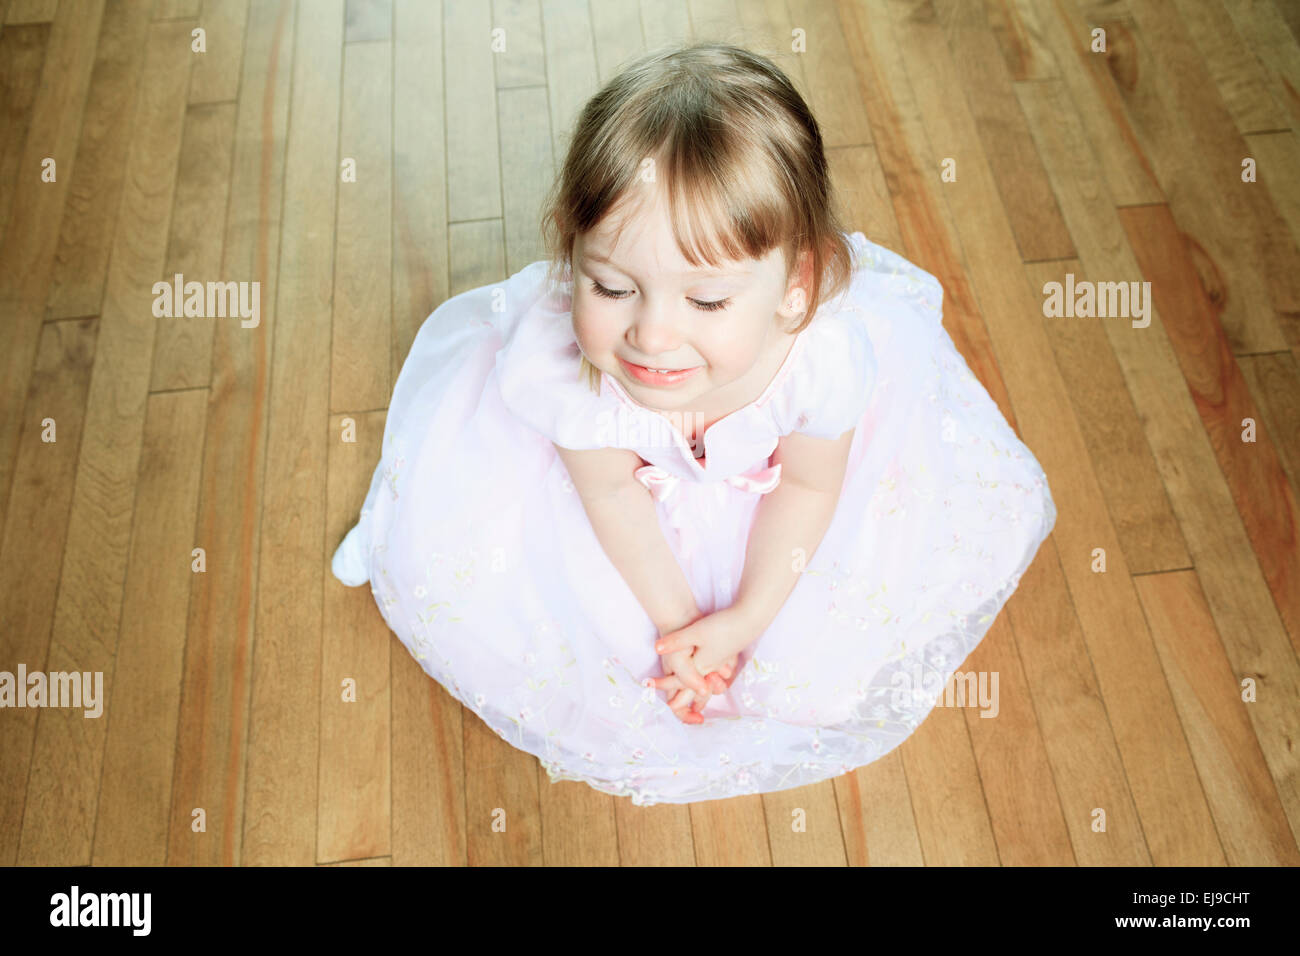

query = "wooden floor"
(0, 0), (1298, 867)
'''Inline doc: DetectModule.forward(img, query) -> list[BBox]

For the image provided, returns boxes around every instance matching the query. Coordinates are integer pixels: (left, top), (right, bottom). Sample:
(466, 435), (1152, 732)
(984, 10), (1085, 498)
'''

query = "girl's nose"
(627, 309), (681, 358)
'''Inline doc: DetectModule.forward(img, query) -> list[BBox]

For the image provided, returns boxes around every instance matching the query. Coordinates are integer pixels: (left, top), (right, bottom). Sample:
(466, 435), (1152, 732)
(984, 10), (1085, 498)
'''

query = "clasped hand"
(648, 606), (756, 724)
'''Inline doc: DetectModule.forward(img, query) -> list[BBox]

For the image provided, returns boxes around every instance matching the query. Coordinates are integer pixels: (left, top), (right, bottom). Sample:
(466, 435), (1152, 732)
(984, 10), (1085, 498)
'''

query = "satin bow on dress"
(632, 462), (783, 563)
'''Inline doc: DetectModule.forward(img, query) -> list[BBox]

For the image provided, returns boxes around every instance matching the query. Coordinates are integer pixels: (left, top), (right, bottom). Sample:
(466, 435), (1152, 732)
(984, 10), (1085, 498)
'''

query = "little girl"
(331, 43), (1056, 806)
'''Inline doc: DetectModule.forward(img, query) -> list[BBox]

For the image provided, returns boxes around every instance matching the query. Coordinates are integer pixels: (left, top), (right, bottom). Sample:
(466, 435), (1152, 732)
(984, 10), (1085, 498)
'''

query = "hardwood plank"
(167, 0), (294, 867)
(1014, 74), (1300, 844)
(1121, 203), (1300, 653)
(319, 854), (391, 865)
(1005, 538), (1152, 863)
(391, 642), (468, 865)
(932, 0), (1075, 263)
(1245, 131), (1300, 258)
(690, 795), (770, 865)
(0, 23), (49, 245)
(639, 0), (690, 50)
(786, 0), (872, 148)
(1081, 0), (1299, 354)
(901, 700), (1000, 865)
(242, 0), (343, 867)
(16, 18), (193, 866)
(388, 0), (464, 868)
(446, 0), (500, 222)
(4, 0), (56, 24)
(1223, 0), (1300, 133)
(1176, 0), (1289, 136)
(149, 102), (237, 391)
(155, 0), (202, 17)
(189, 0), (248, 104)
(874, 0), (1222, 865)
(735, 0), (810, 99)
(46, 0), (153, 319)
(1240, 352), (1300, 507)
(686, 0), (740, 42)
(495, 0), (546, 88)
(92, 389), (207, 865)
(588, 0), (641, 81)
(614, 800), (694, 866)
(1136, 569), (1300, 862)
(828, 145), (904, 253)
(330, 39), (391, 413)
(962, 615), (1075, 865)
(344, 0), (389, 42)
(0, 317), (98, 864)
(764, 779), (847, 866)
(498, 88), (553, 272)
(1022, 0), (1162, 208)
(985, 0), (1060, 82)
(1013, 74), (1300, 848)
(1025, 253), (1190, 575)
(0, 0), (105, 553)
(834, 752), (924, 866)
(538, 780), (619, 865)
(448, 219), (542, 866)
(321, 411), (391, 863)
(539, 0), (596, 177)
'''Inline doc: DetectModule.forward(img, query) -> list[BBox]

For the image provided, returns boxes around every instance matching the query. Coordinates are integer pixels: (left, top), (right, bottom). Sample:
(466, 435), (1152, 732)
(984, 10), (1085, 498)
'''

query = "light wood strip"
(387, 0), (464, 868)
(1015, 72), (1300, 845)
(4, 0), (56, 25)
(933, 0), (1075, 263)
(0, 318), (98, 864)
(963, 616), (1076, 865)
(1081, 0), (1299, 354)
(1025, 252), (1190, 575)
(786, 0), (872, 148)
(878, 0), (1222, 865)
(1136, 569), (1300, 862)
(540, 0), (597, 175)
(330, 39), (392, 413)
(46, 0), (153, 319)
(494, 0), (546, 87)
(639, 0), (690, 50)
(17, 18), (194, 866)
(244, 0), (344, 867)
(1240, 352), (1300, 508)
(92, 389), (207, 865)
(1121, 203), (1300, 652)
(168, 0), (294, 866)
(834, 751), (924, 866)
(345, 0), (389, 42)
(149, 101), (237, 391)
(321, 411), (391, 863)
(0, 23), (49, 245)
(446, 0), (501, 222)
(155, 0), (202, 18)
(451, 218), (542, 866)
(690, 795), (771, 865)
(985, 0), (1060, 82)
(1222, 0), (1300, 134)
(0, 0), (106, 554)
(189, 0), (249, 104)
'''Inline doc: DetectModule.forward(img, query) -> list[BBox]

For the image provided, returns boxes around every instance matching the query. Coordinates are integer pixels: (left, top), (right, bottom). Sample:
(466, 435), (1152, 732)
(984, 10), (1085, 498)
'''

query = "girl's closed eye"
(588, 279), (731, 313)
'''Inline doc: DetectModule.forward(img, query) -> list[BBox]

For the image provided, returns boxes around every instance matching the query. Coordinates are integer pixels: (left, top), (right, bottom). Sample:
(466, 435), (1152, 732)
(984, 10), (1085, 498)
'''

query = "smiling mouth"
(618, 356), (703, 386)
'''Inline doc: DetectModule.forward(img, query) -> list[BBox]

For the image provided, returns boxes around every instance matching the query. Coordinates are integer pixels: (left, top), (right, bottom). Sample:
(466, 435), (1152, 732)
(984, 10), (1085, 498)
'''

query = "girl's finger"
(647, 674), (681, 692)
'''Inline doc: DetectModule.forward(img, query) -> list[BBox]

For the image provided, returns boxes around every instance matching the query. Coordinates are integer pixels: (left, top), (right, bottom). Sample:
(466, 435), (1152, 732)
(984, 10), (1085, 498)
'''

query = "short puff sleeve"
(768, 306), (877, 440)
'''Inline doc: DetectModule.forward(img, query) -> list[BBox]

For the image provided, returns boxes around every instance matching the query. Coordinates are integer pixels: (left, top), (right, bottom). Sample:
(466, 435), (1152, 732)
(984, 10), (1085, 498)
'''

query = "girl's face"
(571, 189), (808, 414)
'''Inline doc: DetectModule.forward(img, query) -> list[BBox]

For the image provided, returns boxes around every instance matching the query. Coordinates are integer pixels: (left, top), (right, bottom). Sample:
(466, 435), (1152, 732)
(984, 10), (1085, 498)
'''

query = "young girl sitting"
(331, 43), (1056, 806)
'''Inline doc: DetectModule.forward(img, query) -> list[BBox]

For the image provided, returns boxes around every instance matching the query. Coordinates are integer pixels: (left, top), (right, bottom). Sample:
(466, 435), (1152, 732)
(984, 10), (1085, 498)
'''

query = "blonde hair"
(538, 42), (857, 393)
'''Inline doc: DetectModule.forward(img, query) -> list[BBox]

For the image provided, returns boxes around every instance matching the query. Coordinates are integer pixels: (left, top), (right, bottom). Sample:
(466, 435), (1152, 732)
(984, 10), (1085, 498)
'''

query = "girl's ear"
(777, 248), (813, 322)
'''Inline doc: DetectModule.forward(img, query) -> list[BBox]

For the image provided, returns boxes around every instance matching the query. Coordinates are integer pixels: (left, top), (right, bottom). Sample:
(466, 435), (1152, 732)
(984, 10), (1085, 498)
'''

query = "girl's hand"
(650, 607), (757, 722)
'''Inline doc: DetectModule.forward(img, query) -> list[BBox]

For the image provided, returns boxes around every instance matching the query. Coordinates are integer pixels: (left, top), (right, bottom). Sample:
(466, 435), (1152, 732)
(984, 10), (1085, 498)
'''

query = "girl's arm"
(732, 428), (856, 636)
(553, 443), (701, 637)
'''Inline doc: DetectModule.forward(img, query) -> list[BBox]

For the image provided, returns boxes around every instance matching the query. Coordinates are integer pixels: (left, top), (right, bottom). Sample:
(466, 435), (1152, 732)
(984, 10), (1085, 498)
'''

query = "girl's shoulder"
(767, 231), (945, 440)
(494, 261), (621, 450)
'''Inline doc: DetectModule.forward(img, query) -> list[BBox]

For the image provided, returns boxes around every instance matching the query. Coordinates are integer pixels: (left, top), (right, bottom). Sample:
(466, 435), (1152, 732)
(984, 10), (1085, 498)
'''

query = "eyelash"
(588, 280), (731, 313)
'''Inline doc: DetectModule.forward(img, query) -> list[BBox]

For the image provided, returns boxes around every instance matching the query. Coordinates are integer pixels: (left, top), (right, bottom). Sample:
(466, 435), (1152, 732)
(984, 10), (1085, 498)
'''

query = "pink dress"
(331, 230), (1056, 805)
